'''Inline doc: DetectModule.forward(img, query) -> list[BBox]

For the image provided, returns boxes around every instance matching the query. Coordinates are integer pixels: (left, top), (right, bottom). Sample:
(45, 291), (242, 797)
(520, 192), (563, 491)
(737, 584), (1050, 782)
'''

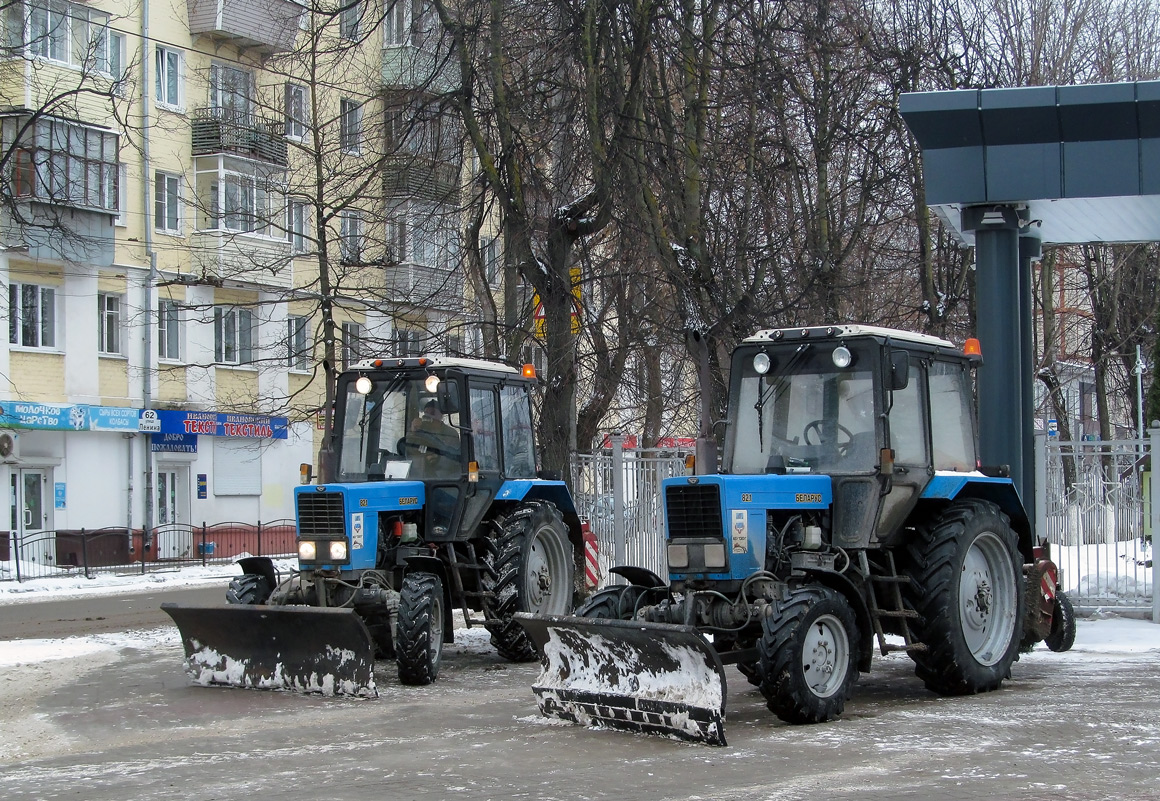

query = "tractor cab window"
(929, 360), (977, 471)
(469, 385), (500, 471)
(730, 343), (878, 475)
(335, 374), (462, 481)
(887, 356), (928, 466)
(500, 384), (536, 478)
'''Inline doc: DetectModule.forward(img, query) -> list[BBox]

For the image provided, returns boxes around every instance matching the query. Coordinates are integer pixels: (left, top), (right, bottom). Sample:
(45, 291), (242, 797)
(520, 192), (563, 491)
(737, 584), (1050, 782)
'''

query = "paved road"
(0, 598), (1158, 801)
(0, 585), (224, 640)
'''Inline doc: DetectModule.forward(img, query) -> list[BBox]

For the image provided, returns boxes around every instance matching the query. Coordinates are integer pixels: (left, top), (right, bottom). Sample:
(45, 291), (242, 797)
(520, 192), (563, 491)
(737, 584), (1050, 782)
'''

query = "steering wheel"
(803, 419), (854, 453)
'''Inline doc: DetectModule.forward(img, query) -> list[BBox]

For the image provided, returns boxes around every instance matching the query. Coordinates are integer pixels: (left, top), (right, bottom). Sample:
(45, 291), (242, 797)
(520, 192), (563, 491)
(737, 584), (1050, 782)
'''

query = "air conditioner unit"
(0, 430), (20, 462)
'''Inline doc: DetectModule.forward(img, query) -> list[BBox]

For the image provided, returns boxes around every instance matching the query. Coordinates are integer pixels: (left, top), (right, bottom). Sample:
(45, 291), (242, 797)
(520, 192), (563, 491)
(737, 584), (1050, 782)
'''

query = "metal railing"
(1039, 432), (1156, 616)
(0, 519), (296, 583)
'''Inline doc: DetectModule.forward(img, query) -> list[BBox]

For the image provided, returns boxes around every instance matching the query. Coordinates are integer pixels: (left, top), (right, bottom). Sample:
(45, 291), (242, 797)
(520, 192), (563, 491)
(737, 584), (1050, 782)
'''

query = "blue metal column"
(1019, 234), (1042, 536)
(964, 206), (1027, 504)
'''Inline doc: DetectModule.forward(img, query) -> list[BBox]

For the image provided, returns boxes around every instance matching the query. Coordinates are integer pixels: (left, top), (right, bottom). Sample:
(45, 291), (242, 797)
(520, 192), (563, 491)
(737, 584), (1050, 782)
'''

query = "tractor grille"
(296, 492), (346, 538)
(665, 484), (723, 541)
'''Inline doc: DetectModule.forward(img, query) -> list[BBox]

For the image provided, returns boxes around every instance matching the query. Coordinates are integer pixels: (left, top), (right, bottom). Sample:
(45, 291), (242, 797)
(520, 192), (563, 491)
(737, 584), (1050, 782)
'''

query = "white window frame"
(339, 0), (361, 39)
(287, 198), (308, 253)
(154, 171), (180, 233)
(158, 299), (181, 361)
(285, 82), (307, 140)
(393, 328), (422, 358)
(287, 315), (310, 371)
(340, 98), (362, 154)
(386, 215), (406, 263)
(341, 321), (363, 370)
(384, 0), (410, 46)
(340, 210), (362, 263)
(114, 164), (127, 226)
(154, 46), (183, 110)
(481, 236), (499, 285)
(213, 306), (255, 365)
(97, 292), (121, 355)
(8, 283), (57, 349)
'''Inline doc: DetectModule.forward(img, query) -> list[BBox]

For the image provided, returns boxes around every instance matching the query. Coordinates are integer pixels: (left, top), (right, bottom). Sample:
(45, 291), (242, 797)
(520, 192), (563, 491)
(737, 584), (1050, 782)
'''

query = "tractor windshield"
(728, 343), (879, 475)
(336, 373), (462, 482)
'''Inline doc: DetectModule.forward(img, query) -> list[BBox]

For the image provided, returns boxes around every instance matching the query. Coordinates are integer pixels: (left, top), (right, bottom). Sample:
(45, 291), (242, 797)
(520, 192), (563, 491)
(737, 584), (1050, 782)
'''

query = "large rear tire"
(1044, 591), (1076, 652)
(903, 499), (1024, 695)
(483, 501), (574, 662)
(396, 571), (445, 686)
(575, 584), (647, 620)
(757, 585), (859, 724)
(225, 573), (271, 605)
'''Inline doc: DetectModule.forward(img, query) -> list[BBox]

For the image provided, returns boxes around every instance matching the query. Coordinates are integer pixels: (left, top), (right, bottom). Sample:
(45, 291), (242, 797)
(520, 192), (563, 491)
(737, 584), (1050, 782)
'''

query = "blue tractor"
(517, 326), (1074, 745)
(164, 357), (581, 695)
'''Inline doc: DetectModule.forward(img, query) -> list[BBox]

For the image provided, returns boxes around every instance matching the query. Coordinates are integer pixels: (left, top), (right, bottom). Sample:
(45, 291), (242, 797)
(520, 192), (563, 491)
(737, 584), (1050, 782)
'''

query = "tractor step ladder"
(859, 550), (927, 656)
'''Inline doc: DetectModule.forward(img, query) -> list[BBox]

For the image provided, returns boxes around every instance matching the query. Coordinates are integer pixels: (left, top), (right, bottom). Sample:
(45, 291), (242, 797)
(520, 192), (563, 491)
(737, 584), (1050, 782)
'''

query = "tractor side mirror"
(438, 381), (460, 415)
(889, 350), (910, 391)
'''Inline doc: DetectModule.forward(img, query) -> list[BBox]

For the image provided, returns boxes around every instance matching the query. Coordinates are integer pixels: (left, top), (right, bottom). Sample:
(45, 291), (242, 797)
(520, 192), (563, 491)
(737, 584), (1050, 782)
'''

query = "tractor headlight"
(329, 540), (348, 562)
(752, 352), (771, 375)
(667, 544), (689, 569)
(703, 543), (726, 569)
(298, 540), (317, 561)
(832, 346), (853, 369)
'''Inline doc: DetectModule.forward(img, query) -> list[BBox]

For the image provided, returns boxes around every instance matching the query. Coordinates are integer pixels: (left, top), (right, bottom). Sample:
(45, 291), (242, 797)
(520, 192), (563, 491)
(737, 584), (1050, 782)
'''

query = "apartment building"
(1, 0), (474, 561)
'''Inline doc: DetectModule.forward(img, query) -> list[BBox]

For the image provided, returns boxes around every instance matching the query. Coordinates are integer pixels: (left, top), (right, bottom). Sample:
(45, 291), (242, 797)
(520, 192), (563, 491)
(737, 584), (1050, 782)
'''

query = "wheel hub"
(801, 616), (848, 697)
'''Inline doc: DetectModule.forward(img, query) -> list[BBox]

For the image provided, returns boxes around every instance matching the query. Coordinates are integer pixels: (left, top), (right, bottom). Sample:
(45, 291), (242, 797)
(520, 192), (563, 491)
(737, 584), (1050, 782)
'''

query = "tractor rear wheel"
(483, 501), (574, 662)
(903, 499), (1024, 695)
(757, 585), (859, 724)
(576, 584), (646, 620)
(1044, 591), (1076, 652)
(225, 573), (271, 605)
(396, 571), (445, 685)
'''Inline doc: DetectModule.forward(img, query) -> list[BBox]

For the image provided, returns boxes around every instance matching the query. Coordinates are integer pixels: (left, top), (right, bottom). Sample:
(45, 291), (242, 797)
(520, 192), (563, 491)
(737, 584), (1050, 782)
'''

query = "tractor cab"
(724, 325), (981, 547)
(333, 356), (539, 540)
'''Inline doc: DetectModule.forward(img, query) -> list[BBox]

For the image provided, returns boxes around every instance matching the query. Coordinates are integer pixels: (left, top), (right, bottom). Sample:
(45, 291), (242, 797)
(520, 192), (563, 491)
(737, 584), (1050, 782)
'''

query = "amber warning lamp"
(522, 363), (537, 379)
(963, 337), (983, 366)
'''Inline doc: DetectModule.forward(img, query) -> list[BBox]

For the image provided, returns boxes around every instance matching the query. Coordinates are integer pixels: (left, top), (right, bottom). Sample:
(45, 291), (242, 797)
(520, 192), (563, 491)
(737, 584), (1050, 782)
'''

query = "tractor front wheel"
(903, 499), (1024, 695)
(757, 585), (859, 724)
(225, 573), (271, 605)
(396, 571), (445, 685)
(1044, 591), (1077, 652)
(483, 501), (574, 662)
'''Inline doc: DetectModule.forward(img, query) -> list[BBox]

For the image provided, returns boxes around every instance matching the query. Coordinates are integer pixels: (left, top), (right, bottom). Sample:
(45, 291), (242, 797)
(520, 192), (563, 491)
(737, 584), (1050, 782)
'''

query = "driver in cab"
(407, 400), (461, 477)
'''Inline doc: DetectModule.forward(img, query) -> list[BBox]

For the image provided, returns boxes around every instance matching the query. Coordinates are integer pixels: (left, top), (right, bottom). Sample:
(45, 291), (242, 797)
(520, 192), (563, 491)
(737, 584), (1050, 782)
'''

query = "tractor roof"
(744, 325), (955, 350)
(349, 355), (522, 376)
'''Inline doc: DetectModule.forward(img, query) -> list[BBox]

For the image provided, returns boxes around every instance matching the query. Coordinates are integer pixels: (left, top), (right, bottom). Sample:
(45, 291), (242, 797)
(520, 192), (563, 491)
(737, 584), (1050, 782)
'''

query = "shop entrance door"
(10, 469), (53, 567)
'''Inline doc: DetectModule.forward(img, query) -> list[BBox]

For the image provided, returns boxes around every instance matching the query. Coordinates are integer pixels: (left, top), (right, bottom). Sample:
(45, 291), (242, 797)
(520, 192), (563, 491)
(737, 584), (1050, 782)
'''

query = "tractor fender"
(236, 556), (277, 589)
(791, 569), (875, 673)
(494, 480), (583, 547)
(915, 473), (1033, 558)
(402, 555), (456, 643)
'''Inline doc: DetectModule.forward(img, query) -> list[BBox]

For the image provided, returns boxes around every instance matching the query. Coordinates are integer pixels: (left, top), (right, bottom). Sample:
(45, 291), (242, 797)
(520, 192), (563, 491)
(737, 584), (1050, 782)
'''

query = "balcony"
(385, 263), (463, 313)
(384, 156), (461, 204)
(187, 0), (302, 54)
(191, 108), (288, 167)
(190, 230), (294, 290)
(382, 45), (460, 94)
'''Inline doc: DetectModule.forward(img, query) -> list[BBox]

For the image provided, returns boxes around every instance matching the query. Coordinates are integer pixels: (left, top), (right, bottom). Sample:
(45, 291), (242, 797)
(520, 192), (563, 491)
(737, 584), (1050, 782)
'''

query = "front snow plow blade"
(161, 603), (377, 697)
(514, 613), (728, 746)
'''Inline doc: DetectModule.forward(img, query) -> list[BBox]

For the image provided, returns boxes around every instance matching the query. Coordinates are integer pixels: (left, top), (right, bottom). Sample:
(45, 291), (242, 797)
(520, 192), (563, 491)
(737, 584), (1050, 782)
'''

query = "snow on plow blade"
(514, 613), (728, 746)
(161, 603), (377, 697)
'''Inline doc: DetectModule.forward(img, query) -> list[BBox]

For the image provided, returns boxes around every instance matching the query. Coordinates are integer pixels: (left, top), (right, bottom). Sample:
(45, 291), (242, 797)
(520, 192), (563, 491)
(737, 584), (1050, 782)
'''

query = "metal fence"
(0, 520), (296, 582)
(571, 437), (688, 584)
(1039, 433), (1156, 615)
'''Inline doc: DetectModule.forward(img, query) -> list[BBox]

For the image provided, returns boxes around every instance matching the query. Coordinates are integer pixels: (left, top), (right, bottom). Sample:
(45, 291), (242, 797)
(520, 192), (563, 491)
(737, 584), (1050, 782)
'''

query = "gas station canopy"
(901, 81), (1160, 246)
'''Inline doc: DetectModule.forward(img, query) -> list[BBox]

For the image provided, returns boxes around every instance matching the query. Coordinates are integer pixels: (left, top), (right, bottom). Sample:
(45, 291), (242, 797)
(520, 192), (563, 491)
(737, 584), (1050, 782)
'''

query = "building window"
(287, 198), (308, 252)
(154, 172), (180, 233)
(384, 0), (409, 45)
(97, 293), (121, 354)
(386, 215), (406, 263)
(287, 315), (310, 370)
(209, 63), (251, 123)
(158, 299), (181, 360)
(155, 46), (182, 108)
(340, 210), (362, 263)
(341, 321), (363, 369)
(114, 164), (127, 225)
(214, 306), (255, 365)
(340, 98), (361, 153)
(482, 236), (499, 285)
(392, 328), (422, 357)
(14, 1), (122, 72)
(285, 82), (307, 139)
(3, 115), (119, 212)
(196, 165), (277, 236)
(8, 283), (56, 348)
(339, 0), (361, 39)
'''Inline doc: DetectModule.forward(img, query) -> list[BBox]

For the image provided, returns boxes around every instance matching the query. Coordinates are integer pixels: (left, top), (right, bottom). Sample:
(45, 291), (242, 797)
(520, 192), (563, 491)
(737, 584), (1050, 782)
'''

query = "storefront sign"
(150, 432), (198, 453)
(197, 474), (208, 499)
(54, 482), (66, 509)
(156, 411), (288, 439)
(88, 406), (142, 432)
